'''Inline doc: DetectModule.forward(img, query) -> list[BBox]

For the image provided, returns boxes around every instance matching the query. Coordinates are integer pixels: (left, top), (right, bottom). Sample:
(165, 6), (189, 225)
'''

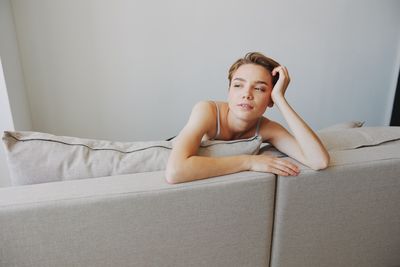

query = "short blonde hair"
(228, 52), (280, 86)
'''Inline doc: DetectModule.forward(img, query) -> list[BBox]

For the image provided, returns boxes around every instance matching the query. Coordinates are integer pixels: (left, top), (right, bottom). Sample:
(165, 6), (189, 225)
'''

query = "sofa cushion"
(317, 126), (400, 151)
(2, 131), (262, 185)
(259, 120), (364, 157)
(259, 126), (400, 158)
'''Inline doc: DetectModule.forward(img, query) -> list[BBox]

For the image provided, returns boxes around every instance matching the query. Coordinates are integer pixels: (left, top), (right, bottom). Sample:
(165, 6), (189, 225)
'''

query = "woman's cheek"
(228, 90), (239, 100)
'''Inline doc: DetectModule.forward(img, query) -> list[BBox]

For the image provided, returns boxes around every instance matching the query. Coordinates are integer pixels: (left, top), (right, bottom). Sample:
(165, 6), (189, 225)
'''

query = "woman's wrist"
(242, 155), (253, 171)
(272, 94), (287, 107)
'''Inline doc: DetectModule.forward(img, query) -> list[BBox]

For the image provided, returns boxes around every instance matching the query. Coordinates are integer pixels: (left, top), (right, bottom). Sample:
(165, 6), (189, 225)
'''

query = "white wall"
(0, 0), (32, 187)
(8, 0), (400, 143)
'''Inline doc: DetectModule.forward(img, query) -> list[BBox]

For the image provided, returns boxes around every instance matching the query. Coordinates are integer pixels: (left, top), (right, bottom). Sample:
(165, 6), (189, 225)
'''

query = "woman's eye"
(255, 88), (266, 92)
(233, 84), (241, 88)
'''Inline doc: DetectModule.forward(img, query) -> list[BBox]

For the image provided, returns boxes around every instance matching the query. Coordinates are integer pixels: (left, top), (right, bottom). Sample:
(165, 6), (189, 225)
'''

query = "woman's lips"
(237, 103), (254, 110)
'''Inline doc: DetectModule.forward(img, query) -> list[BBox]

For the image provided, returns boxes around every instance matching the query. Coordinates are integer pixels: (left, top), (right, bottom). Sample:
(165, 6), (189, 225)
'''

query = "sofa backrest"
(270, 140), (400, 267)
(0, 170), (276, 267)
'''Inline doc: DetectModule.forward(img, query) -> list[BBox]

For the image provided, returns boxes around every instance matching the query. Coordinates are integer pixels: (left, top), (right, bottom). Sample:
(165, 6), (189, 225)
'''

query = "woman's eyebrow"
(233, 77), (269, 86)
(255, 81), (269, 86)
(233, 77), (246, 82)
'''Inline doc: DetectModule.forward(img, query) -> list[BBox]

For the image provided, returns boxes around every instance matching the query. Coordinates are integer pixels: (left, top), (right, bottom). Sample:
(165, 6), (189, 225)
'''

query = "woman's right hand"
(248, 154), (300, 176)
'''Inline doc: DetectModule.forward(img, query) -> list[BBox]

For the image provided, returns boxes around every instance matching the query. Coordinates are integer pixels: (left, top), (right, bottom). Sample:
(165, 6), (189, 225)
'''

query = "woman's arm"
(165, 101), (248, 184)
(166, 101), (300, 184)
(264, 66), (330, 170)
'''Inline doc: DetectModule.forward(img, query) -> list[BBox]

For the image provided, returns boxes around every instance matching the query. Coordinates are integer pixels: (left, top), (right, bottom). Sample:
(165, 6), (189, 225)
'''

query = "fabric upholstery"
(316, 126), (400, 151)
(269, 141), (400, 267)
(258, 126), (400, 158)
(2, 131), (262, 185)
(0, 171), (276, 267)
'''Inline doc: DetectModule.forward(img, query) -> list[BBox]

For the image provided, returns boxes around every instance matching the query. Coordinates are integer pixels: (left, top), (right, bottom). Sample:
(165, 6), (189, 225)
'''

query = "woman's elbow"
(165, 165), (180, 184)
(308, 154), (330, 171)
(165, 162), (187, 184)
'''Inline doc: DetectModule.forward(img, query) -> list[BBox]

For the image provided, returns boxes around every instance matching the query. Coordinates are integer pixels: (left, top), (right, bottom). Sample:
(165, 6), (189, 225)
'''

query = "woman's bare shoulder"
(184, 101), (217, 132)
(193, 100), (227, 108)
(258, 117), (286, 141)
(186, 100), (228, 140)
(191, 100), (217, 117)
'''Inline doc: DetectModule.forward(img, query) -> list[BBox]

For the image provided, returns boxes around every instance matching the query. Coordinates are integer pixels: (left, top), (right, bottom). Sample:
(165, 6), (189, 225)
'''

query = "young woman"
(166, 52), (329, 184)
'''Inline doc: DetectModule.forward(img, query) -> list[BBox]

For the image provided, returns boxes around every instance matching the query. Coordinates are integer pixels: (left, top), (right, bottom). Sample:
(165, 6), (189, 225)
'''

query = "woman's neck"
(225, 107), (259, 139)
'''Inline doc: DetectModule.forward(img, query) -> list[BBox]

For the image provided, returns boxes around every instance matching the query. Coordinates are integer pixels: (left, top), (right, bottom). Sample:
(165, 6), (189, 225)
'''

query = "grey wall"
(8, 0), (400, 142)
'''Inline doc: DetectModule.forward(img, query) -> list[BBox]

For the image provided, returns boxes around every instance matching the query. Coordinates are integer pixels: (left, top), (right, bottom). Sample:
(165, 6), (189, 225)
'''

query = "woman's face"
(228, 63), (273, 121)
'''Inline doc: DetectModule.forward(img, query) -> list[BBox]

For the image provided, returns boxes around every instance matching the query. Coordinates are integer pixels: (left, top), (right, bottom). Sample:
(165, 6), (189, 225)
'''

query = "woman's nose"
(242, 88), (253, 100)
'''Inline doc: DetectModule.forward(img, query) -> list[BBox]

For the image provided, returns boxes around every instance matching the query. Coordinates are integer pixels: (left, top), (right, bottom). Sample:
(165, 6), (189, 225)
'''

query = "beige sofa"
(1, 134), (399, 266)
(269, 140), (400, 267)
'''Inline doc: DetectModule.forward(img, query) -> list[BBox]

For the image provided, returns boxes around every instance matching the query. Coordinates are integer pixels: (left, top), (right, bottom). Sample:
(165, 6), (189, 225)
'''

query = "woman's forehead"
(233, 64), (272, 82)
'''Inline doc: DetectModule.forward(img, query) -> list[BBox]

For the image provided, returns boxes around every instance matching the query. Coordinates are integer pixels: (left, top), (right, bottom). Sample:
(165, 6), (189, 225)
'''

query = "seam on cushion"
(7, 135), (259, 153)
(200, 136), (259, 147)
(7, 135), (172, 153)
(0, 173), (272, 208)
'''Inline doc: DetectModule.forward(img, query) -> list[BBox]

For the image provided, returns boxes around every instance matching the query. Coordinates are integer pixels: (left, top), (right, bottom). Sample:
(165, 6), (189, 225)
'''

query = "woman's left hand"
(271, 65), (291, 103)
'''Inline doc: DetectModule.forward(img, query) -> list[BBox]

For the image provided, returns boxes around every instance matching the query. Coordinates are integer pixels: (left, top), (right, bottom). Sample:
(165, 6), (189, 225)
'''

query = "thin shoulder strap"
(212, 101), (221, 140)
(255, 117), (263, 137)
